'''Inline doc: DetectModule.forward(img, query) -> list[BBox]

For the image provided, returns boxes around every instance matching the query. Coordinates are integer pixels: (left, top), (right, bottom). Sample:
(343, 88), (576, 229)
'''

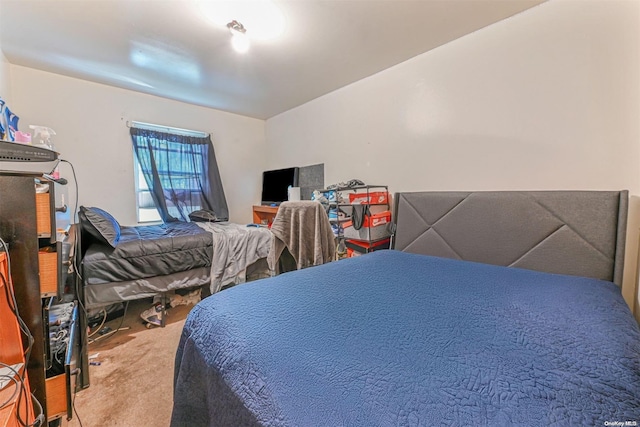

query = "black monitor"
(261, 167), (299, 205)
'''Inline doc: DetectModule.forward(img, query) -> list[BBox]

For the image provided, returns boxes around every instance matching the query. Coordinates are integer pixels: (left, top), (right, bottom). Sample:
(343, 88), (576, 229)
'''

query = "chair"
(267, 201), (336, 274)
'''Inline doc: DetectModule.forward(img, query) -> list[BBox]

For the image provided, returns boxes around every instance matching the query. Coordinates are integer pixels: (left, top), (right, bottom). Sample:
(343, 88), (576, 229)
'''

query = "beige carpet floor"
(62, 298), (193, 427)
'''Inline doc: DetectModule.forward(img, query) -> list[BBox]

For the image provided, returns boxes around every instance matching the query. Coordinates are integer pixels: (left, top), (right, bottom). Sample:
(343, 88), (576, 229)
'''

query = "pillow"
(79, 206), (121, 248)
(188, 209), (218, 223)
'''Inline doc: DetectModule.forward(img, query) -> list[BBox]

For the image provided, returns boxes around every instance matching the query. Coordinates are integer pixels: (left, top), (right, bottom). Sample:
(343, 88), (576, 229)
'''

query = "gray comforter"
(82, 221), (273, 307)
(195, 222), (273, 293)
(82, 221), (213, 285)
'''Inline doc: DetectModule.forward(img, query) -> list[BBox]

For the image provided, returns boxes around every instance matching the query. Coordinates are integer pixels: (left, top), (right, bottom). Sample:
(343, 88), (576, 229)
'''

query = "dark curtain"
(130, 127), (229, 223)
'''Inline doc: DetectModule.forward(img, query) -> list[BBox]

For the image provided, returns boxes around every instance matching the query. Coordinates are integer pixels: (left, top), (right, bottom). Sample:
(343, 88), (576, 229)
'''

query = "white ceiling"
(0, 0), (545, 120)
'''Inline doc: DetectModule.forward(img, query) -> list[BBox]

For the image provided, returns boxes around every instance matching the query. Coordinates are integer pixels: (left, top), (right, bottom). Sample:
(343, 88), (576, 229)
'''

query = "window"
(130, 125), (229, 223)
(134, 157), (161, 223)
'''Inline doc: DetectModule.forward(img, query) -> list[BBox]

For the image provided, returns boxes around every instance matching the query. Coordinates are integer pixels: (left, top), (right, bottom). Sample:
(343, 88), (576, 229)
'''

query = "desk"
(252, 205), (279, 225)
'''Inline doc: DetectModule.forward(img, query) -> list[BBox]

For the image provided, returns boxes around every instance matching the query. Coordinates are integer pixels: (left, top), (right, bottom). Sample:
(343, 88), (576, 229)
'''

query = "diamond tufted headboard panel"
(392, 191), (628, 286)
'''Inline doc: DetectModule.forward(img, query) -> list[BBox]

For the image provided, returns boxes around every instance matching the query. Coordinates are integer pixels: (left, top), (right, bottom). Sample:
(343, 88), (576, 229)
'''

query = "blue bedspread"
(172, 250), (640, 426)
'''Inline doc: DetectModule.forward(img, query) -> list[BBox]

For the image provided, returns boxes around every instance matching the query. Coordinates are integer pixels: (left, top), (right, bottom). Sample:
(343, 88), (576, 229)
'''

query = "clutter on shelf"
(0, 96), (19, 141)
(314, 181), (392, 260)
(29, 125), (57, 150)
(0, 96), (58, 153)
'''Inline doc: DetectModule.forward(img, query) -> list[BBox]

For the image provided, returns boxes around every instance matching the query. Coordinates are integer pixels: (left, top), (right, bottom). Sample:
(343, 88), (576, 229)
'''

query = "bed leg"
(161, 293), (167, 328)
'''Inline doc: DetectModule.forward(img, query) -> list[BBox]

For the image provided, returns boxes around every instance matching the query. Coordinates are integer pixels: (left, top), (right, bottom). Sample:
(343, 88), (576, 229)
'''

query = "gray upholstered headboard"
(392, 191), (628, 286)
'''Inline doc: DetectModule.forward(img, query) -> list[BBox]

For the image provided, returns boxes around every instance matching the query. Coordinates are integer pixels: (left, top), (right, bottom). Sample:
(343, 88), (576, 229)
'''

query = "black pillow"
(188, 209), (218, 222)
(79, 206), (121, 248)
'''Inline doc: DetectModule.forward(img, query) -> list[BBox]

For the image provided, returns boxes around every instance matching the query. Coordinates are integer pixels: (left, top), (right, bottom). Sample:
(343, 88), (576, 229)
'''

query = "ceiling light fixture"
(227, 20), (250, 53)
(198, 0), (285, 41)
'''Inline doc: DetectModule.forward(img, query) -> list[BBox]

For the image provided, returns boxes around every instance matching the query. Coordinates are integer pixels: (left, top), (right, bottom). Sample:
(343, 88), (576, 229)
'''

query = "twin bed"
(169, 191), (640, 426)
(78, 208), (272, 309)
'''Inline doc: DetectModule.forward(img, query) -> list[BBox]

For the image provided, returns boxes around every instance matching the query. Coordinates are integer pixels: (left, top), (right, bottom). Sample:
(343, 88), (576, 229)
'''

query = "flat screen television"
(261, 167), (299, 205)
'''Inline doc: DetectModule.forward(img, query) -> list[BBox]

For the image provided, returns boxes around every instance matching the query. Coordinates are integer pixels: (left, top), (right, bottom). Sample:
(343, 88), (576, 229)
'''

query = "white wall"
(0, 4), (11, 103)
(266, 0), (640, 314)
(10, 66), (267, 225)
(0, 50), (11, 104)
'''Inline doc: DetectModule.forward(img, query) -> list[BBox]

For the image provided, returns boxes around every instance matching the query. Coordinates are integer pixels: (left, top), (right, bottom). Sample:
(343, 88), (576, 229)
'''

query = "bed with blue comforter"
(172, 251), (639, 426)
(171, 191), (639, 426)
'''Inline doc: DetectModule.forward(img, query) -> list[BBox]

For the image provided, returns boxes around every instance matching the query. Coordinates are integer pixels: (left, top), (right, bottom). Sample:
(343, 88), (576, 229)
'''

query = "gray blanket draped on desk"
(267, 201), (336, 272)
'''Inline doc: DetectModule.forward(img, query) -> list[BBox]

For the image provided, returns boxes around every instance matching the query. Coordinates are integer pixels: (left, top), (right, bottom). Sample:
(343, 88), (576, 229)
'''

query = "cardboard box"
(348, 191), (389, 205)
(36, 192), (51, 237)
(342, 211), (391, 229)
(342, 211), (392, 241)
(38, 250), (57, 297)
(346, 238), (391, 257)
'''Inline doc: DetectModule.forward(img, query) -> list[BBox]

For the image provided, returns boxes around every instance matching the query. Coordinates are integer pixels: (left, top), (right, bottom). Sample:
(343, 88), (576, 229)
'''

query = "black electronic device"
(260, 167), (299, 205)
(0, 140), (59, 175)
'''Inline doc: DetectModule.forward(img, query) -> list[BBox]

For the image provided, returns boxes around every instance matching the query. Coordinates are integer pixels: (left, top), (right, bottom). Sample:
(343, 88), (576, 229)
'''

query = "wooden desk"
(252, 205), (279, 225)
